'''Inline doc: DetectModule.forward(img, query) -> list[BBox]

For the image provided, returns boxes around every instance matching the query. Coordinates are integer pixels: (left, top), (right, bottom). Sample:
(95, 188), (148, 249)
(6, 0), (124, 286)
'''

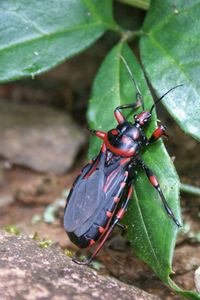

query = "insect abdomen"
(67, 212), (109, 248)
(66, 190), (120, 248)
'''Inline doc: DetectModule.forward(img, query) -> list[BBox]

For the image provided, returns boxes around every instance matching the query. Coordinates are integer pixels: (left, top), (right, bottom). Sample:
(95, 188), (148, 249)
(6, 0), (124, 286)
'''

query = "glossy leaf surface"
(88, 42), (181, 281)
(0, 0), (115, 82)
(140, 0), (200, 141)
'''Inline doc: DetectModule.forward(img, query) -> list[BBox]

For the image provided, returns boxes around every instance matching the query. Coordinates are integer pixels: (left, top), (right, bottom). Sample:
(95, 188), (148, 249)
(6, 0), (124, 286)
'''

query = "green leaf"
(116, 0), (150, 10)
(0, 0), (116, 82)
(167, 277), (200, 299)
(140, 0), (200, 141)
(88, 42), (181, 282)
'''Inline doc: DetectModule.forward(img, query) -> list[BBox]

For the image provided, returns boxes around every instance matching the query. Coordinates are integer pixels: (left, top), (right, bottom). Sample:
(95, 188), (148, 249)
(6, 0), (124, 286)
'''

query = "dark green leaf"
(88, 42), (181, 282)
(0, 0), (115, 82)
(140, 0), (200, 141)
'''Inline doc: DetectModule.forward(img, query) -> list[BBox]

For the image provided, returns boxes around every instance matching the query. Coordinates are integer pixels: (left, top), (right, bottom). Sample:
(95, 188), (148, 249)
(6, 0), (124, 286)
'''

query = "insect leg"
(87, 128), (107, 140)
(137, 157), (181, 227)
(147, 125), (168, 144)
(114, 101), (141, 124)
(116, 222), (127, 232)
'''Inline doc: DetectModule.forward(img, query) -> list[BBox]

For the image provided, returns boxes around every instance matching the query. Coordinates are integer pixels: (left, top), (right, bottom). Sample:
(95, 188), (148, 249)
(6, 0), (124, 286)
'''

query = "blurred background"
(0, 3), (199, 299)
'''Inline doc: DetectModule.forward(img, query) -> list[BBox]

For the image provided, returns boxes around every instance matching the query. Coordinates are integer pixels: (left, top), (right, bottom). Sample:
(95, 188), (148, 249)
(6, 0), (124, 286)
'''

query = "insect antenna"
(150, 84), (184, 114)
(120, 55), (144, 110)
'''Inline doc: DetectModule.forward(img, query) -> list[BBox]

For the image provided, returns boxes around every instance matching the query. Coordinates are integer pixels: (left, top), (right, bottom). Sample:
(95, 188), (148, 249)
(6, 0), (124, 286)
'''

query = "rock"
(0, 231), (160, 300)
(0, 192), (14, 208)
(173, 244), (200, 275)
(15, 176), (58, 205)
(195, 267), (200, 293)
(0, 102), (86, 174)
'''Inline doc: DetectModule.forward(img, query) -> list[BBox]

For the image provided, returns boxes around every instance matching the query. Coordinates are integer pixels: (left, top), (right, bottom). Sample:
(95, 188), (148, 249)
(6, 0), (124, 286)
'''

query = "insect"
(64, 56), (182, 265)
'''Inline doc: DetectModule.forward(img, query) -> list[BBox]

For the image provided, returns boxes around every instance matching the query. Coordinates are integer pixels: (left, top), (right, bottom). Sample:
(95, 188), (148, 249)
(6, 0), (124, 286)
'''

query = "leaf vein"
(147, 34), (199, 98)
(0, 22), (105, 54)
(9, 10), (47, 35)
(149, 2), (200, 35)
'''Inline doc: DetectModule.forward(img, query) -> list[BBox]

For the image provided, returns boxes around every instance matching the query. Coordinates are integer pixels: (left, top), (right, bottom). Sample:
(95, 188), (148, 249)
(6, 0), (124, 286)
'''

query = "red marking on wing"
(128, 186), (133, 198)
(120, 182), (126, 189)
(103, 167), (119, 193)
(98, 203), (120, 243)
(114, 196), (120, 203)
(99, 226), (105, 234)
(89, 239), (95, 246)
(84, 157), (100, 179)
(149, 175), (159, 187)
(124, 171), (128, 177)
(106, 211), (112, 218)
(120, 158), (131, 165)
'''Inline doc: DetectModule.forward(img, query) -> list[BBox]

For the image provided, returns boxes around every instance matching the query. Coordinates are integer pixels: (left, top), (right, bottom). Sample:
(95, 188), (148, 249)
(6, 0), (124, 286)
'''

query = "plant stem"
(180, 183), (200, 196)
(116, 0), (150, 10)
(120, 30), (144, 43)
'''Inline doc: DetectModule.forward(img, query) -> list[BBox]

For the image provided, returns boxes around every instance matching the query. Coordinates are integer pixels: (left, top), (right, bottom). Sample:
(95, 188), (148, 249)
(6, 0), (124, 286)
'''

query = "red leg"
(114, 100), (141, 124)
(137, 157), (181, 227)
(148, 125), (168, 144)
(88, 128), (106, 140)
(114, 108), (125, 124)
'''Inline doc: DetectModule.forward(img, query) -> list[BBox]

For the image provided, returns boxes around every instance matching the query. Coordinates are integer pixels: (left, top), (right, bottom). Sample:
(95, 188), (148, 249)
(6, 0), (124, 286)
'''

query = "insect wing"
(64, 152), (106, 233)
(74, 159), (129, 237)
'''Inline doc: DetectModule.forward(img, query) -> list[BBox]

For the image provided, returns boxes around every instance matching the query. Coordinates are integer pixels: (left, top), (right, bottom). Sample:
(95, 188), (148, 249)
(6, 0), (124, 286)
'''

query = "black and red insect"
(64, 56), (182, 265)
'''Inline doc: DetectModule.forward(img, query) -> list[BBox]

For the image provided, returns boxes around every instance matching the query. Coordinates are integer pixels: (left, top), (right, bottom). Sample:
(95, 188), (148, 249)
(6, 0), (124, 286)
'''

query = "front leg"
(88, 128), (107, 140)
(147, 125), (168, 144)
(114, 99), (141, 124)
